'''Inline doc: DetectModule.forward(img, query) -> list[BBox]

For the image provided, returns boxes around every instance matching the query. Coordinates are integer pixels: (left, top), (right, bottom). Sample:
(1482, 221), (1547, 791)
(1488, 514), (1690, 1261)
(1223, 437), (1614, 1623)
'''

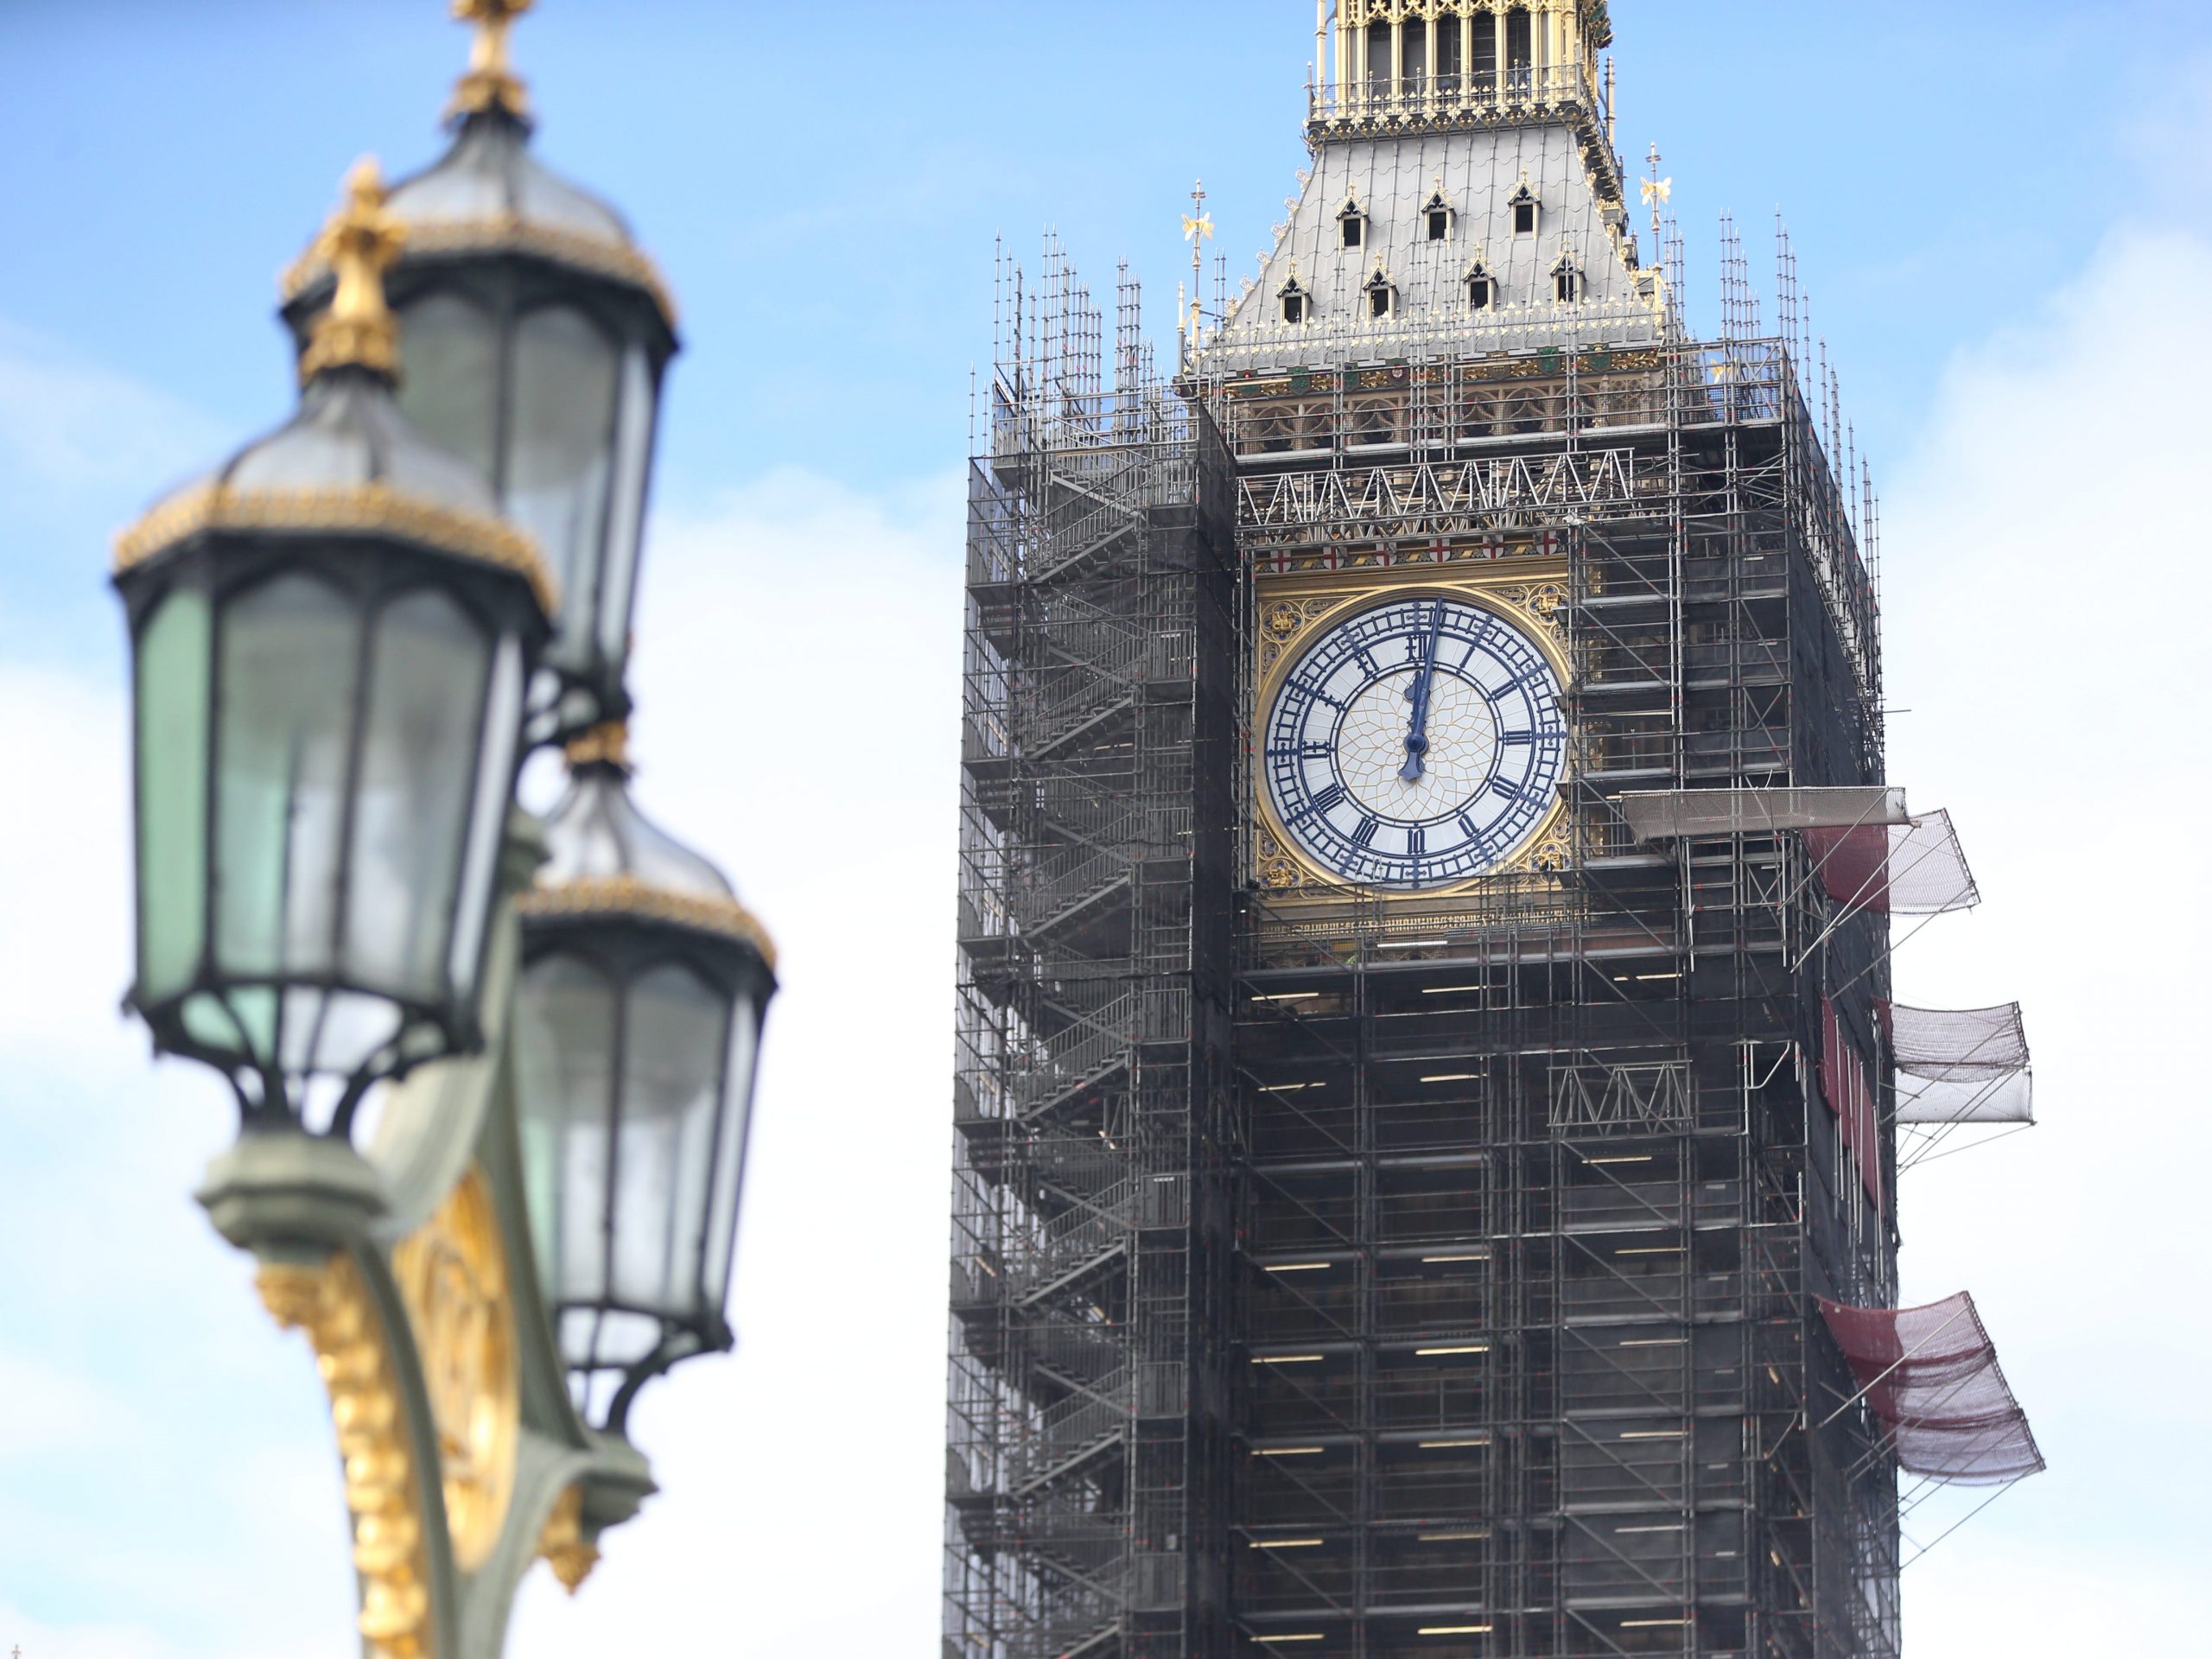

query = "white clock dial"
(1264, 595), (1567, 889)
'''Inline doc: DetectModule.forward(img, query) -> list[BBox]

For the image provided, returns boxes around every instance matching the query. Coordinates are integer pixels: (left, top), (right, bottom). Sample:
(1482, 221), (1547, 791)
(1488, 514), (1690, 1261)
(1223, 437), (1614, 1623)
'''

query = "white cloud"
(508, 465), (966, 1656)
(0, 345), (964, 1649)
(1882, 221), (2212, 1646)
(0, 661), (138, 1080)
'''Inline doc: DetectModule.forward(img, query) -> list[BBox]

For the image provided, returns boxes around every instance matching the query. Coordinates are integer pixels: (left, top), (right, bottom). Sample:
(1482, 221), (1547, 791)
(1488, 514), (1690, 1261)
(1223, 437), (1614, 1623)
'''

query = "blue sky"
(3, 3), (2209, 1656)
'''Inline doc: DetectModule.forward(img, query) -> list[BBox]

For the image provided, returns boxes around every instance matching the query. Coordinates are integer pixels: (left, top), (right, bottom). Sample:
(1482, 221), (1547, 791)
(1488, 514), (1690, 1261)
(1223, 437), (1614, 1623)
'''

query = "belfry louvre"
(942, 8), (2038, 1659)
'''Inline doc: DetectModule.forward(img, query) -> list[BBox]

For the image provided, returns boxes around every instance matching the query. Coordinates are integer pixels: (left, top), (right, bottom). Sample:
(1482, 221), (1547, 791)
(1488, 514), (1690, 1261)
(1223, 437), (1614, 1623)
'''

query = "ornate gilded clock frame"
(1249, 564), (1580, 906)
(197, 816), (654, 1659)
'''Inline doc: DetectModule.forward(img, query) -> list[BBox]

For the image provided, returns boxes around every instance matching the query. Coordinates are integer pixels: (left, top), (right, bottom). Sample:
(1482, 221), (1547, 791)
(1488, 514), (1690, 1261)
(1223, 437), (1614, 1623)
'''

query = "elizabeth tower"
(945, 7), (1905, 1659)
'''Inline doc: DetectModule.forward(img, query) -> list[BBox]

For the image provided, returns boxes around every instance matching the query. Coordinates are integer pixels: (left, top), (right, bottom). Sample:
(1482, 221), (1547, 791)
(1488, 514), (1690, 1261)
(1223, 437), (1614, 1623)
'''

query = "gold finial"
(449, 0), (534, 123)
(300, 158), (406, 384)
(564, 719), (631, 772)
(1642, 143), (1673, 238)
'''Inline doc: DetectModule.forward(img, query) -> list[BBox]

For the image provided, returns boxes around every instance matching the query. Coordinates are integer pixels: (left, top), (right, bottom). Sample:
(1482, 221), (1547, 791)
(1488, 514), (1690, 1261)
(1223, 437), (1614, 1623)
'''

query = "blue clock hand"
(1400, 601), (1446, 783)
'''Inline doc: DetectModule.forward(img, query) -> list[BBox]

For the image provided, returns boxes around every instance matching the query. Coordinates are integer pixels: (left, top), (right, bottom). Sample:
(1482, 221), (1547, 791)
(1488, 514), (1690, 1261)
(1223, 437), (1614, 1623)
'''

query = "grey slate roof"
(1199, 123), (1669, 376)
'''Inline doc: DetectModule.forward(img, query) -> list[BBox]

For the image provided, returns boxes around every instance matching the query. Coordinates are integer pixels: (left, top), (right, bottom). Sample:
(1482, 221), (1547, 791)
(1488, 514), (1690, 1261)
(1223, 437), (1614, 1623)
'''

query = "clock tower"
(941, 8), (1961, 1659)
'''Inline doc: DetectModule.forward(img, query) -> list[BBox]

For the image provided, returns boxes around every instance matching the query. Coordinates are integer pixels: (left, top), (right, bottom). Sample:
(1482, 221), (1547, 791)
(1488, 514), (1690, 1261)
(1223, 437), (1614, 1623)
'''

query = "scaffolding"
(945, 242), (1241, 1659)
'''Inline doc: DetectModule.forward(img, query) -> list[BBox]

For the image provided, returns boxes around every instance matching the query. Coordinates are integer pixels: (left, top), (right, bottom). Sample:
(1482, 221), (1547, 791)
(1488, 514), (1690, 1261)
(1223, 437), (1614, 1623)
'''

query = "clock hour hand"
(1400, 601), (1446, 783)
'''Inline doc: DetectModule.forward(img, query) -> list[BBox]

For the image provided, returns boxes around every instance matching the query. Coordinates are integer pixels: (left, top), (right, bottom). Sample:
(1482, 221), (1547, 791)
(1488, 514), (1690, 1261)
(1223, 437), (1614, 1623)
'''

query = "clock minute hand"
(1400, 601), (1446, 784)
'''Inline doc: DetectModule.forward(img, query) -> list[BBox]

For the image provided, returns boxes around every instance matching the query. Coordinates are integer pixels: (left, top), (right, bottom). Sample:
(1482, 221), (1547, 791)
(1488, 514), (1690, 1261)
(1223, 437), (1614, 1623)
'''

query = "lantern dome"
(523, 724), (774, 963)
(282, 106), (677, 333)
(118, 366), (537, 595)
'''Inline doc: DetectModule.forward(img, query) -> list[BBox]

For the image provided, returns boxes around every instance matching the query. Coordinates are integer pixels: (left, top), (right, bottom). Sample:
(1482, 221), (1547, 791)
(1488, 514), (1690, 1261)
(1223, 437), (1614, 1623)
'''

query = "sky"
(0, 1), (2208, 1655)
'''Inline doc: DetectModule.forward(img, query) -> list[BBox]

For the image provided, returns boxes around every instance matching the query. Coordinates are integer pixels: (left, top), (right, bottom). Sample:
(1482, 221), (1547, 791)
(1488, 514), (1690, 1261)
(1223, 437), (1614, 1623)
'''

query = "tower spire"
(448, 0), (534, 124)
(299, 159), (406, 384)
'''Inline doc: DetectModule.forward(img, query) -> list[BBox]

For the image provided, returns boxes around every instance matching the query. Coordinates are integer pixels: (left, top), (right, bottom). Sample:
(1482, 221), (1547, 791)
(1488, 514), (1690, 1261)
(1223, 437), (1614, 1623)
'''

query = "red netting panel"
(1802, 810), (1978, 916)
(1817, 1294), (2047, 1485)
(1881, 1001), (2036, 1124)
(1821, 1001), (1883, 1214)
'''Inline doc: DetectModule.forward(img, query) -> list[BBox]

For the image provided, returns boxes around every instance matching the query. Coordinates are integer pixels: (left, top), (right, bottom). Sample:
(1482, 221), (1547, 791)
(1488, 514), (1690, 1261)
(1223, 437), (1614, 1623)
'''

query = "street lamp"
(109, 10), (775, 1653)
(115, 158), (551, 1137)
(514, 723), (777, 1434)
(282, 0), (677, 743)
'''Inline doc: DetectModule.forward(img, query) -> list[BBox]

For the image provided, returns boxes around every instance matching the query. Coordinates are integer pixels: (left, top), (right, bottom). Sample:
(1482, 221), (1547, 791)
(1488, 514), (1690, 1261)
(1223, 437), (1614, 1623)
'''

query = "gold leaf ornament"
(391, 1168), (520, 1577)
(257, 1256), (434, 1659)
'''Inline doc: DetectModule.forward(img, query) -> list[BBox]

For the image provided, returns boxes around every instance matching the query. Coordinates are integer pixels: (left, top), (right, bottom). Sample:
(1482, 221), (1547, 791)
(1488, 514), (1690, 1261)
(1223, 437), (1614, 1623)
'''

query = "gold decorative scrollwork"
(257, 1255), (433, 1659)
(391, 1167), (520, 1578)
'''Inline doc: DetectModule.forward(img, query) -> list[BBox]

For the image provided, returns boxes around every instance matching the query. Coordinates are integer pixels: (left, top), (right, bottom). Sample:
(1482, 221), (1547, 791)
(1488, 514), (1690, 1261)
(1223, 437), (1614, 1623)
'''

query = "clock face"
(1264, 594), (1567, 890)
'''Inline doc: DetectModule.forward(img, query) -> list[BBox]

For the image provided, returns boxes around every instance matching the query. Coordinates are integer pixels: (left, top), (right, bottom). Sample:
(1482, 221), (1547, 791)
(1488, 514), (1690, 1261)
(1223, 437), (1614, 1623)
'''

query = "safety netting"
(1883, 1002), (2035, 1125)
(1619, 785), (1909, 842)
(1817, 1294), (2046, 1485)
(1821, 1001), (1884, 1215)
(1801, 810), (1979, 917)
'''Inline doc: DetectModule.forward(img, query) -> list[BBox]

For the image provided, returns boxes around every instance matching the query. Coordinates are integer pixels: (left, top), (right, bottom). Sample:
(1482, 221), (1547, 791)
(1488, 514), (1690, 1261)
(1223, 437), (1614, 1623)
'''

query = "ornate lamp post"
(111, 10), (771, 1656)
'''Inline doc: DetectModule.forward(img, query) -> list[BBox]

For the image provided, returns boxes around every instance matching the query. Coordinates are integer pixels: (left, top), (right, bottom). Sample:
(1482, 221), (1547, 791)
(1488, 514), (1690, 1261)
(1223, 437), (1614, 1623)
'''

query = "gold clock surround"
(1251, 568), (1577, 899)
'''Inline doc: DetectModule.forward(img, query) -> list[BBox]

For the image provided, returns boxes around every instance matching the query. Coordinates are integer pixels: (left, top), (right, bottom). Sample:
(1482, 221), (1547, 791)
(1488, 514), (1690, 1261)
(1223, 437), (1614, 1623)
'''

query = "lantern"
(513, 724), (776, 1430)
(281, 1), (677, 742)
(114, 161), (551, 1134)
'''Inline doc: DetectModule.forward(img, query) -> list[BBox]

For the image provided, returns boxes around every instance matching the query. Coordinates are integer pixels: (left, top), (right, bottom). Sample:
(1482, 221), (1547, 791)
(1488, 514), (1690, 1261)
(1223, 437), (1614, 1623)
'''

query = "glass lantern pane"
(518, 953), (619, 1311)
(613, 962), (727, 1313)
(214, 574), (362, 989)
(135, 588), (212, 1004)
(702, 987), (764, 1307)
(596, 345), (655, 671)
(345, 588), (491, 1001)
(506, 306), (618, 661)
(446, 631), (524, 1002)
(283, 985), (402, 1079)
(395, 290), (499, 480)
